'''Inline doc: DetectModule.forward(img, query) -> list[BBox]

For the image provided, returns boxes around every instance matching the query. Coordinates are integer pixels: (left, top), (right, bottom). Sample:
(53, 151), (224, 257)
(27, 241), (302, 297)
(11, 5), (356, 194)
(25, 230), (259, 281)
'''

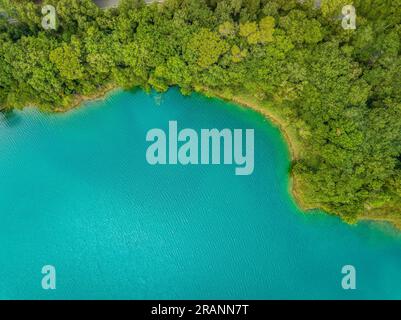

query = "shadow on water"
(0, 110), (22, 128)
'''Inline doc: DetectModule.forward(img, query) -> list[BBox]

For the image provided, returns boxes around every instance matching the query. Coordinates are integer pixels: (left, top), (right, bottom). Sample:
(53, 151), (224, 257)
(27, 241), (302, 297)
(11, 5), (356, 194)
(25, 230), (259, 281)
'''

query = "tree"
(49, 37), (84, 81)
(185, 28), (229, 68)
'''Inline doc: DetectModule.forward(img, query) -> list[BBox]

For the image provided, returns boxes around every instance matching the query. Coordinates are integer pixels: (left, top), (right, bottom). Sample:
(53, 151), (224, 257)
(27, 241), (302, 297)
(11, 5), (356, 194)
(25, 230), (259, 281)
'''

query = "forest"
(0, 0), (400, 227)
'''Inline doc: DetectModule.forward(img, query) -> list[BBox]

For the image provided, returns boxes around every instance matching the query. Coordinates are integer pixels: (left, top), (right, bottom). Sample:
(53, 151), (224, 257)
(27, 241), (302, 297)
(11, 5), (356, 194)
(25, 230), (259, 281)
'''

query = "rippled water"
(0, 88), (401, 299)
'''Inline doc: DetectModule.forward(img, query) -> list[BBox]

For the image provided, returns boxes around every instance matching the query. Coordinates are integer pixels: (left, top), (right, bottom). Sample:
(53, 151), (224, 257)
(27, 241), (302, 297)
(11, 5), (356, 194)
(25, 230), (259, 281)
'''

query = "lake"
(1, 88), (401, 299)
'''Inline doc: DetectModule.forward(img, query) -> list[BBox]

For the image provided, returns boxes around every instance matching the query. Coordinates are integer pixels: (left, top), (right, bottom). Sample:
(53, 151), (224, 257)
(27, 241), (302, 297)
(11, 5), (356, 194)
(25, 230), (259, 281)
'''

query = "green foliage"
(321, 0), (352, 18)
(218, 21), (235, 37)
(185, 28), (229, 68)
(50, 37), (84, 81)
(239, 16), (275, 44)
(279, 10), (323, 44)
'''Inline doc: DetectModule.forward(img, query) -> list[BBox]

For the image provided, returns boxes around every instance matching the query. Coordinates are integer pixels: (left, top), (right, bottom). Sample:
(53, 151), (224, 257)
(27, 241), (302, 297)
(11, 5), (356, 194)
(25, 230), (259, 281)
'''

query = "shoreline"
(54, 83), (119, 113)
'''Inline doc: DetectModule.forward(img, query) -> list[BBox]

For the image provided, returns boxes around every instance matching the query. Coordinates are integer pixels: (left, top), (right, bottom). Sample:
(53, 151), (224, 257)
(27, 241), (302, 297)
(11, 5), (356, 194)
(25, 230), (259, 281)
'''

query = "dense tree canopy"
(0, 0), (400, 226)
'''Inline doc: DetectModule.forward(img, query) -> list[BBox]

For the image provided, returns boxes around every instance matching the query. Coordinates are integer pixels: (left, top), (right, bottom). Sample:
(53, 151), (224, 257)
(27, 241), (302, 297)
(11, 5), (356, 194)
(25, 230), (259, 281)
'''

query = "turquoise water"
(1, 88), (401, 300)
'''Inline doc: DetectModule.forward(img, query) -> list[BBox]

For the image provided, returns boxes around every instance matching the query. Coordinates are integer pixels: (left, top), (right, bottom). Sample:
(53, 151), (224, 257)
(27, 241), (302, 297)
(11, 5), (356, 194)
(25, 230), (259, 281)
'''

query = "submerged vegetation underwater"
(0, 0), (400, 227)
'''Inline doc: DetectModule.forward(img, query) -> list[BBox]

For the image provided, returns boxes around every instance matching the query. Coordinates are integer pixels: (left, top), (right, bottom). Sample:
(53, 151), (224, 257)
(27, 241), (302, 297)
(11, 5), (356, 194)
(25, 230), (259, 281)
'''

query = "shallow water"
(0, 88), (400, 299)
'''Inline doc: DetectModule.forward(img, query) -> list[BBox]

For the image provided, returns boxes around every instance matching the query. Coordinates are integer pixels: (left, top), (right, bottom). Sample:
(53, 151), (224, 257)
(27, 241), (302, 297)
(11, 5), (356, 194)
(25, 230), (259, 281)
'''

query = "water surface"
(0, 88), (401, 299)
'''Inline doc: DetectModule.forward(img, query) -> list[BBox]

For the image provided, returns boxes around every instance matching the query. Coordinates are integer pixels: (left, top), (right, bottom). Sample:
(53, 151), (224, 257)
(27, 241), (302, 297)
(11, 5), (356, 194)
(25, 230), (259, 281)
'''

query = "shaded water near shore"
(1, 88), (401, 299)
